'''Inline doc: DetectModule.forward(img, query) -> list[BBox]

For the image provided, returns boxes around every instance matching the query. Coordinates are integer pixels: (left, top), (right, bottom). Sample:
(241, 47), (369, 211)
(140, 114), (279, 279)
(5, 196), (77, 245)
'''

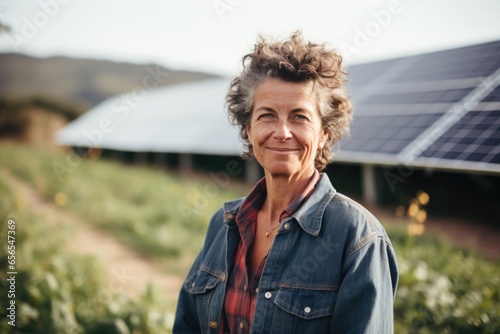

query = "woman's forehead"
(254, 79), (316, 103)
(253, 79), (317, 109)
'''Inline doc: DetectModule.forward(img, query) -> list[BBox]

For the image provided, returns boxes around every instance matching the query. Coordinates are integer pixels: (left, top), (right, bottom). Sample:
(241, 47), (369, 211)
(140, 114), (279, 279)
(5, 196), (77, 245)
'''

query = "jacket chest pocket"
(272, 287), (337, 333)
(185, 269), (223, 329)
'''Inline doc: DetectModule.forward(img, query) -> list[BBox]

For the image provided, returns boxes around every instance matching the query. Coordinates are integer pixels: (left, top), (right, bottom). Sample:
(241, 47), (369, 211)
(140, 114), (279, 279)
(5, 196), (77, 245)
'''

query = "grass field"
(0, 143), (247, 275)
(0, 166), (173, 333)
(1, 143), (499, 333)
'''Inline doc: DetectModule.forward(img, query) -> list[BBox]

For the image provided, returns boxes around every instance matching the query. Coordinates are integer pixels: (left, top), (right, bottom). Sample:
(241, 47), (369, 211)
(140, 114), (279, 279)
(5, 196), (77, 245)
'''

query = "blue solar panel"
(340, 39), (500, 170)
(420, 110), (500, 163)
(388, 41), (500, 83)
(482, 85), (500, 102)
(363, 88), (473, 105)
(348, 58), (400, 86)
(342, 113), (443, 154)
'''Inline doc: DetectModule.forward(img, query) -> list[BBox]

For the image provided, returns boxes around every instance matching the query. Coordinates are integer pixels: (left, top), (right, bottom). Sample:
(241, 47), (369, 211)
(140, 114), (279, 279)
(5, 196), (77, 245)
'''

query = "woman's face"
(247, 78), (328, 179)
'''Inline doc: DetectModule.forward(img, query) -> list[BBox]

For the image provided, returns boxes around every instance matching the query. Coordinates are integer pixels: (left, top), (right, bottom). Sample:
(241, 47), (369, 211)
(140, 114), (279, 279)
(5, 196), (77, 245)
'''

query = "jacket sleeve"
(173, 251), (203, 333)
(173, 209), (229, 334)
(173, 208), (225, 333)
(330, 235), (399, 333)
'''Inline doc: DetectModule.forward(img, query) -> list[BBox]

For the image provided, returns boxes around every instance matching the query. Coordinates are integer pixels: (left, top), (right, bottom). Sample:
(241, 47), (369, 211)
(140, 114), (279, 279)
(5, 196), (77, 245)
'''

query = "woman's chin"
(263, 163), (298, 178)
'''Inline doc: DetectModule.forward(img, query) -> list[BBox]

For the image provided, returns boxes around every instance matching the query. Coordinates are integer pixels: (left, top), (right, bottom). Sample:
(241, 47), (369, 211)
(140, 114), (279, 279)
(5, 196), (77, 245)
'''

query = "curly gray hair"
(226, 31), (353, 171)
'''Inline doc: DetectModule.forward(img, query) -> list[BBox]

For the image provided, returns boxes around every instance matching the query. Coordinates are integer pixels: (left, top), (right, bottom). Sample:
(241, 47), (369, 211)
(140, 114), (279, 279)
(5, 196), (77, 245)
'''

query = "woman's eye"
(259, 113), (274, 119)
(292, 114), (308, 120)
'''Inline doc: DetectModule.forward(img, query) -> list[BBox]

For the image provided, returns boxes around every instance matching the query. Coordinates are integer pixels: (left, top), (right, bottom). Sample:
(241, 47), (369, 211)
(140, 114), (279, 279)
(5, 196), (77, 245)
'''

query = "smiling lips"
(266, 147), (298, 153)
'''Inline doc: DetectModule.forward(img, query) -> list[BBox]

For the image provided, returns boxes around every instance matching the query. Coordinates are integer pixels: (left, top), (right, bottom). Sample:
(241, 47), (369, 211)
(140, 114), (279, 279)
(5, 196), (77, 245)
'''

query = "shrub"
(389, 227), (500, 333)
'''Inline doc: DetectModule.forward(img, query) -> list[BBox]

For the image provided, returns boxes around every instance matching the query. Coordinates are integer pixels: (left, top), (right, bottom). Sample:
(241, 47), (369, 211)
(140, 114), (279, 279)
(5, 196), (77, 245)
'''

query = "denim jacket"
(174, 174), (398, 333)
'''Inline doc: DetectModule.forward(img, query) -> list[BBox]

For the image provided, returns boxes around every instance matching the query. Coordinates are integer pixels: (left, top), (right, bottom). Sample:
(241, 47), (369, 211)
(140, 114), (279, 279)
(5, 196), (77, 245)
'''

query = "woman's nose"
(273, 120), (292, 141)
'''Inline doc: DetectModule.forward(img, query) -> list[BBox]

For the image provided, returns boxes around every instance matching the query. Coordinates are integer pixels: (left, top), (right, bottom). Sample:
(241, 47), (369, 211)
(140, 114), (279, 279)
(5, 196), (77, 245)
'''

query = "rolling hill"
(0, 53), (219, 111)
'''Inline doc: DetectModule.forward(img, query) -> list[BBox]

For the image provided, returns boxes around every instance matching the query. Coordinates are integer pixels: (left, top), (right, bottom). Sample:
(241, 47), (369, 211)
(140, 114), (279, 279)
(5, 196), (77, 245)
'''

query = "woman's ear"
(246, 124), (252, 142)
(319, 128), (328, 148)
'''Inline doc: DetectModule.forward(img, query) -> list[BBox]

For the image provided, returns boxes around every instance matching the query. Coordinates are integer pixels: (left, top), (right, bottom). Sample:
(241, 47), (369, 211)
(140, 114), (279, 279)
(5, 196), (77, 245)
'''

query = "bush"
(388, 227), (500, 333)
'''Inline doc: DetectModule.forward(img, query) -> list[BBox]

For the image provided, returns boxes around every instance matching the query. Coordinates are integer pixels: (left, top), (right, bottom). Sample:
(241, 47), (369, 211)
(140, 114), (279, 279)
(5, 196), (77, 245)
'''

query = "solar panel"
(347, 58), (401, 86)
(420, 109), (500, 164)
(483, 85), (500, 102)
(385, 45), (499, 84)
(338, 39), (500, 172)
(362, 88), (474, 105)
(342, 114), (443, 155)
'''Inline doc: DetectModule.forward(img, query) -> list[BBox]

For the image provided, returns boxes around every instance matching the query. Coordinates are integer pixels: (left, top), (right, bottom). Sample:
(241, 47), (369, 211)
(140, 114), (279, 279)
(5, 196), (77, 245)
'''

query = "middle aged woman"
(174, 31), (399, 333)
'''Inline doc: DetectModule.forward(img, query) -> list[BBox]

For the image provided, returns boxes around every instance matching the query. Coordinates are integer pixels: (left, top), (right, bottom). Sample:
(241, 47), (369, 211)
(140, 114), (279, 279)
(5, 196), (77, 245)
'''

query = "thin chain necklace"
(265, 222), (281, 237)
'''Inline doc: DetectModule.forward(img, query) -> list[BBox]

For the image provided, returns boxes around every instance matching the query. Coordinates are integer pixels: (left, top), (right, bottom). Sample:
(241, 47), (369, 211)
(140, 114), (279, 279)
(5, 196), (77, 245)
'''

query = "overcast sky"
(1, 0), (499, 76)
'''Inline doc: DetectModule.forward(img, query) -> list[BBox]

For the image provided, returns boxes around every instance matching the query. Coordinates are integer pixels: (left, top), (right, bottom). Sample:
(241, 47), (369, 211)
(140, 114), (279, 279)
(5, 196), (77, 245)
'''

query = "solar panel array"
(339, 40), (500, 173)
(56, 78), (242, 155)
(56, 39), (500, 174)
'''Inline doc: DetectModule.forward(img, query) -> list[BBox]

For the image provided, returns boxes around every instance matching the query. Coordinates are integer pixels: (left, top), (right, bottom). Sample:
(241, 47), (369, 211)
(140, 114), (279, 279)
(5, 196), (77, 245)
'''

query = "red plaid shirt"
(221, 170), (320, 333)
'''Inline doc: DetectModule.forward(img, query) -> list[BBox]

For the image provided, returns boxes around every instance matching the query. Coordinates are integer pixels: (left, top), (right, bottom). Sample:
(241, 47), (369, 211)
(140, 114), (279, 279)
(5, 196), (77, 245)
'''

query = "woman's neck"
(262, 168), (316, 219)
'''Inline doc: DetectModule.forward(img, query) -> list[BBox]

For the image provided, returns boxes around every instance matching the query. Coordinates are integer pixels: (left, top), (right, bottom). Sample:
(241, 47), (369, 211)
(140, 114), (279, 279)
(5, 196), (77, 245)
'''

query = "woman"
(174, 31), (398, 333)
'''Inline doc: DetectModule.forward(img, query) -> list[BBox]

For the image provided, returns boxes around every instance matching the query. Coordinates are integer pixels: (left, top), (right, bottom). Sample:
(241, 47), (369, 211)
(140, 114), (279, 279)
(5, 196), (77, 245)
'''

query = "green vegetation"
(1, 143), (499, 333)
(0, 174), (172, 333)
(388, 226), (500, 333)
(0, 143), (246, 274)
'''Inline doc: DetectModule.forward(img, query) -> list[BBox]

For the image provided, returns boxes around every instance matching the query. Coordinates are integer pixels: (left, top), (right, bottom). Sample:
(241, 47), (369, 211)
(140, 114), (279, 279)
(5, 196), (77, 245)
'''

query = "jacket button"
(220, 274), (226, 282)
(304, 306), (311, 313)
(208, 320), (218, 329)
(265, 292), (272, 299)
(224, 213), (234, 220)
(284, 223), (290, 230)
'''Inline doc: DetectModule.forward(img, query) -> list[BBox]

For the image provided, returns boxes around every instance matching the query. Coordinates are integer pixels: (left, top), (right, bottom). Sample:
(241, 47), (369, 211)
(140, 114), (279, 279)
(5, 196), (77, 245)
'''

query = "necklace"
(265, 222), (281, 237)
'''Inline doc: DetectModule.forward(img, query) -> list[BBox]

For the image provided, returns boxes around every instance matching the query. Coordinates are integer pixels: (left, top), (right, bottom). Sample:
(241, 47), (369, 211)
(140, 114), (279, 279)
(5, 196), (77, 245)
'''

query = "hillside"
(0, 53), (219, 111)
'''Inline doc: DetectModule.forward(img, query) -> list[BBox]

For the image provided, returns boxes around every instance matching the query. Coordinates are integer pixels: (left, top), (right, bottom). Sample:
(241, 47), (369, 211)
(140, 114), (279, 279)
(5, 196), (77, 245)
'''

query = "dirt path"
(4, 171), (183, 301)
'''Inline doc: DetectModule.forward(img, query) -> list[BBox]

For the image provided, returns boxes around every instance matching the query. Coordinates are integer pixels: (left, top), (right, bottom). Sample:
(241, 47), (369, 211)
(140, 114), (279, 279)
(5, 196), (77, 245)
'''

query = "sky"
(1, 0), (500, 76)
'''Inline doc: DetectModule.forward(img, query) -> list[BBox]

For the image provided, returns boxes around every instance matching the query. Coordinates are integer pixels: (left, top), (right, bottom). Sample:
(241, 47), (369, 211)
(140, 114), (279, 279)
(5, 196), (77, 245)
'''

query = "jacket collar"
(223, 173), (336, 237)
(291, 173), (336, 236)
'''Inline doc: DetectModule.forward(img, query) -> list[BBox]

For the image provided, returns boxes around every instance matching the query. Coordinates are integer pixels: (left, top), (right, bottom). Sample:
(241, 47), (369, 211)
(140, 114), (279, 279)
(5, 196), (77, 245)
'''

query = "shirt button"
(255, 288), (259, 294)
(224, 213), (233, 220)
(243, 284), (247, 291)
(284, 223), (290, 230)
(304, 306), (312, 313)
(239, 322), (244, 329)
(265, 291), (272, 299)
(208, 320), (218, 329)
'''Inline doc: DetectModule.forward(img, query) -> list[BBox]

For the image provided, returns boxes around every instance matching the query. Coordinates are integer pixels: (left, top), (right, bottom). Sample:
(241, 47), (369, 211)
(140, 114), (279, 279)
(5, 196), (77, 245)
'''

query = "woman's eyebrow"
(290, 108), (308, 113)
(254, 106), (276, 112)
